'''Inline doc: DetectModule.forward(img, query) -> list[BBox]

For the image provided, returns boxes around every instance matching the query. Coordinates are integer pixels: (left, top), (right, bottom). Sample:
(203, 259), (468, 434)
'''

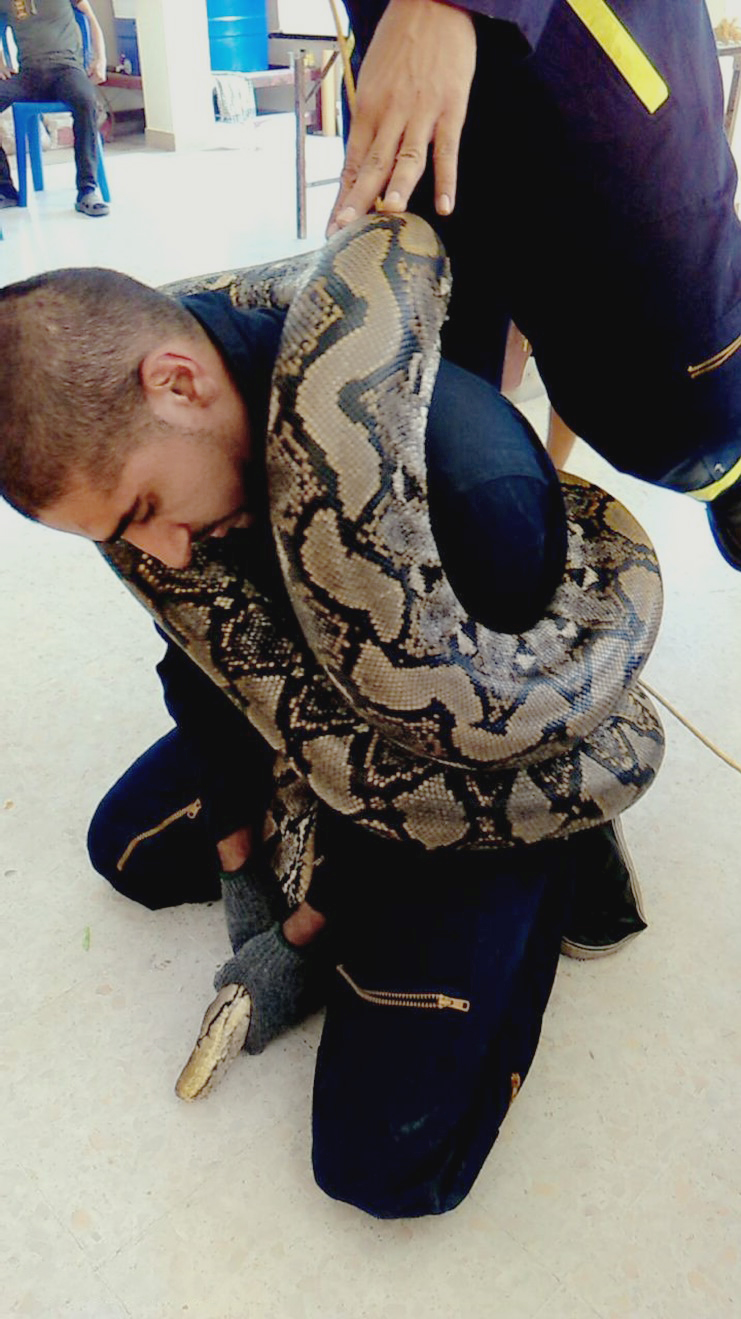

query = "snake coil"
(105, 214), (664, 904)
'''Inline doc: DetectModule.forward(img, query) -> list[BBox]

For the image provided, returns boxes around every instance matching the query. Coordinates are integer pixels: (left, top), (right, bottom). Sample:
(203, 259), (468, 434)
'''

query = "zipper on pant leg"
(336, 964), (470, 1013)
(687, 332), (741, 379)
(116, 797), (203, 872)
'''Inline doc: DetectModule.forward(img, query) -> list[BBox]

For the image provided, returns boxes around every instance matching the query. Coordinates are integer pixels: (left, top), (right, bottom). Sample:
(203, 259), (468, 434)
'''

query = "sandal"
(75, 190), (110, 217)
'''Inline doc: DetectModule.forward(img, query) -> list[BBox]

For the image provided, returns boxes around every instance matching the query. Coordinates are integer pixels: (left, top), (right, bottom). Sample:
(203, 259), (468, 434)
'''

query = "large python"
(103, 213), (664, 911)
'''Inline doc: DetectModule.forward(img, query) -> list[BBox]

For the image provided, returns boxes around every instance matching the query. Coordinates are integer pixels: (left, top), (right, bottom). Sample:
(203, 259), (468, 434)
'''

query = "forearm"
(76, 1), (107, 73)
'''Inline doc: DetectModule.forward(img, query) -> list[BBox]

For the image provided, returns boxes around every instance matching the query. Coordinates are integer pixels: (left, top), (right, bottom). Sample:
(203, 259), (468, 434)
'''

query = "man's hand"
(0, 58), (12, 81)
(327, 0), (476, 235)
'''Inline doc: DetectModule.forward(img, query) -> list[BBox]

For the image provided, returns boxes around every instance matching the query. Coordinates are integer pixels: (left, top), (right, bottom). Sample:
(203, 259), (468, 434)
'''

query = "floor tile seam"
(487, 1218), (568, 1294)
(87, 1153), (245, 1278)
(707, 1159), (741, 1201)
(493, 1139), (676, 1290)
(14, 1153), (134, 1316)
(531, 1281), (604, 1319)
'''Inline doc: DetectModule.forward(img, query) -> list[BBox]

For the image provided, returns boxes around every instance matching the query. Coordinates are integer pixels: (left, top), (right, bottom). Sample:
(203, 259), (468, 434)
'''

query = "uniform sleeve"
(449, 0), (557, 51)
(345, 1), (557, 58)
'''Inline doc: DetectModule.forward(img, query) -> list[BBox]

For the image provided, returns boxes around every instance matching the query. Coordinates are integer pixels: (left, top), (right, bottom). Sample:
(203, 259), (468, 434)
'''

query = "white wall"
(268, 1), (348, 36)
(136, 0), (214, 150)
(706, 0), (738, 24)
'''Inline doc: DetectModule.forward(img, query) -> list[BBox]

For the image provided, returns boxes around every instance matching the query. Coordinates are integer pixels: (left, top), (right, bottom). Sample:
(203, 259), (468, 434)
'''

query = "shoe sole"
(175, 982), (252, 1101)
(560, 817), (648, 961)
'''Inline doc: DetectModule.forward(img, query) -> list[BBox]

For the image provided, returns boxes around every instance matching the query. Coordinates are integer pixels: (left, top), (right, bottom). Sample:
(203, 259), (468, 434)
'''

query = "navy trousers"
(87, 349), (573, 1215)
(89, 733), (573, 1217)
(312, 820), (572, 1217)
(87, 729), (223, 911)
(0, 65), (100, 197)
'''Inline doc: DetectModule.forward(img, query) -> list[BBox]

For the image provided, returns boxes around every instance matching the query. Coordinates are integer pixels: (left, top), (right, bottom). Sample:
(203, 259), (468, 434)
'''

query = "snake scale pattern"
(104, 214), (664, 907)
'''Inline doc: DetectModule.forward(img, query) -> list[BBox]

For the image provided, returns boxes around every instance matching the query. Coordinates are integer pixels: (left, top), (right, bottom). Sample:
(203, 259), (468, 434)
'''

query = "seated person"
(0, 263), (648, 1218)
(0, 0), (109, 217)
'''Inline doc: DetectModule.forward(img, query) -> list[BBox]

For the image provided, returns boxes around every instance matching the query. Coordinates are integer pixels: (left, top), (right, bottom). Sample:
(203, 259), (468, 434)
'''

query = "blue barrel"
(207, 1), (268, 73)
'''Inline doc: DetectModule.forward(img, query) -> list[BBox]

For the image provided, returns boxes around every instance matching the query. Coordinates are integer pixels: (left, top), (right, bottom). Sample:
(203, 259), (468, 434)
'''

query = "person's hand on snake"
(326, 0), (476, 235)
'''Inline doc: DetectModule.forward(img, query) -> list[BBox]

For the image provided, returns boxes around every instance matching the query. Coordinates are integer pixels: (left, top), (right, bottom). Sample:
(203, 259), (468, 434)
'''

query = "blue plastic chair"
(1, 10), (110, 207)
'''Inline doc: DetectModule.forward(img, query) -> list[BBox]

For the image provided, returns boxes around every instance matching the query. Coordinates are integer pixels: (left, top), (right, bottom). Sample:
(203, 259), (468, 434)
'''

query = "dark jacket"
(346, 0), (741, 490)
(153, 293), (285, 844)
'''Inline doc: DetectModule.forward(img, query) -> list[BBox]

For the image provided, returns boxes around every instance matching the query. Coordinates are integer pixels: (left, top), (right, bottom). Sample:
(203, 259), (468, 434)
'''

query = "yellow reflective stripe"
(564, 0), (669, 113)
(688, 452), (741, 502)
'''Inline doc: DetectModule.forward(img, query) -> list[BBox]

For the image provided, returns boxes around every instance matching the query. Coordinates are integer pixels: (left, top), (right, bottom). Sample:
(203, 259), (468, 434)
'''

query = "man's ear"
(140, 348), (218, 417)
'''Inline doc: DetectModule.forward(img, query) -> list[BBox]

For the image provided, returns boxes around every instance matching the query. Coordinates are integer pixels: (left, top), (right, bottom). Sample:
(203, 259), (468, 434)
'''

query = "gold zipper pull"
(437, 993), (470, 1013)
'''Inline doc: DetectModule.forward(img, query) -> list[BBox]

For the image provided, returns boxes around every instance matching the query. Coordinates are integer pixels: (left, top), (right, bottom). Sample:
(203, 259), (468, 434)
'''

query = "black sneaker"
(0, 187), (19, 209)
(707, 483), (741, 570)
(561, 818), (647, 960)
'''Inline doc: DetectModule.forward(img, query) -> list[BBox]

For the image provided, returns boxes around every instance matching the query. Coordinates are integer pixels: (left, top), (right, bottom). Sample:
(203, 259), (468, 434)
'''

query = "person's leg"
(706, 481), (741, 571)
(426, 358), (567, 633)
(546, 406), (578, 471)
(88, 728), (225, 910)
(0, 71), (40, 202)
(312, 826), (574, 1218)
(46, 64), (107, 211)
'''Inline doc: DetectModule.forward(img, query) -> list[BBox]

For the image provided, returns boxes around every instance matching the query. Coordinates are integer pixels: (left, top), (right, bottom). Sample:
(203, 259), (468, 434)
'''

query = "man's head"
(0, 268), (252, 567)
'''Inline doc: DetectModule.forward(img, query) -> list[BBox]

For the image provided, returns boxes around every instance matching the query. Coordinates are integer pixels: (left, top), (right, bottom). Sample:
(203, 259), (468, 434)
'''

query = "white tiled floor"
(2, 119), (741, 1319)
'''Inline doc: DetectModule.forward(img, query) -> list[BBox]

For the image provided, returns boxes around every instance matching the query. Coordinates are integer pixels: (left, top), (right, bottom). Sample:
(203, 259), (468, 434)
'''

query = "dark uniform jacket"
(153, 294), (285, 846)
(346, 0), (741, 493)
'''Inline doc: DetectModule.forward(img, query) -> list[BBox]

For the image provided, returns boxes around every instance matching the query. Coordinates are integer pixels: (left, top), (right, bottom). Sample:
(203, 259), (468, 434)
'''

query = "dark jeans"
(0, 64), (99, 197)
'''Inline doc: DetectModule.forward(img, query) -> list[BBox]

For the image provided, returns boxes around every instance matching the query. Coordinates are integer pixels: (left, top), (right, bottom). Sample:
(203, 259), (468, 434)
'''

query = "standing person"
(331, 0), (741, 567)
(0, 0), (109, 216)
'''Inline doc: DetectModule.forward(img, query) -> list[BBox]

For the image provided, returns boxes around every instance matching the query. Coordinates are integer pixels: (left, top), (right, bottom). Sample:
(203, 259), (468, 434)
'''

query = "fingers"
(327, 112), (392, 234)
(381, 132), (431, 212)
(328, 120), (430, 234)
(327, 114), (463, 236)
(325, 0), (476, 239)
(432, 98), (469, 216)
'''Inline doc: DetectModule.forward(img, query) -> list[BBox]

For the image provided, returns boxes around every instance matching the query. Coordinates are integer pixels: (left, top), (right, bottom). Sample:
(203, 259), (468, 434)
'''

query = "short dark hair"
(0, 267), (199, 516)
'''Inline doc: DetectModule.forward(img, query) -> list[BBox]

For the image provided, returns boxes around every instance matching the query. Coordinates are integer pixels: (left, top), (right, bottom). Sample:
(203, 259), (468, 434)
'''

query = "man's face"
(38, 422), (253, 569)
